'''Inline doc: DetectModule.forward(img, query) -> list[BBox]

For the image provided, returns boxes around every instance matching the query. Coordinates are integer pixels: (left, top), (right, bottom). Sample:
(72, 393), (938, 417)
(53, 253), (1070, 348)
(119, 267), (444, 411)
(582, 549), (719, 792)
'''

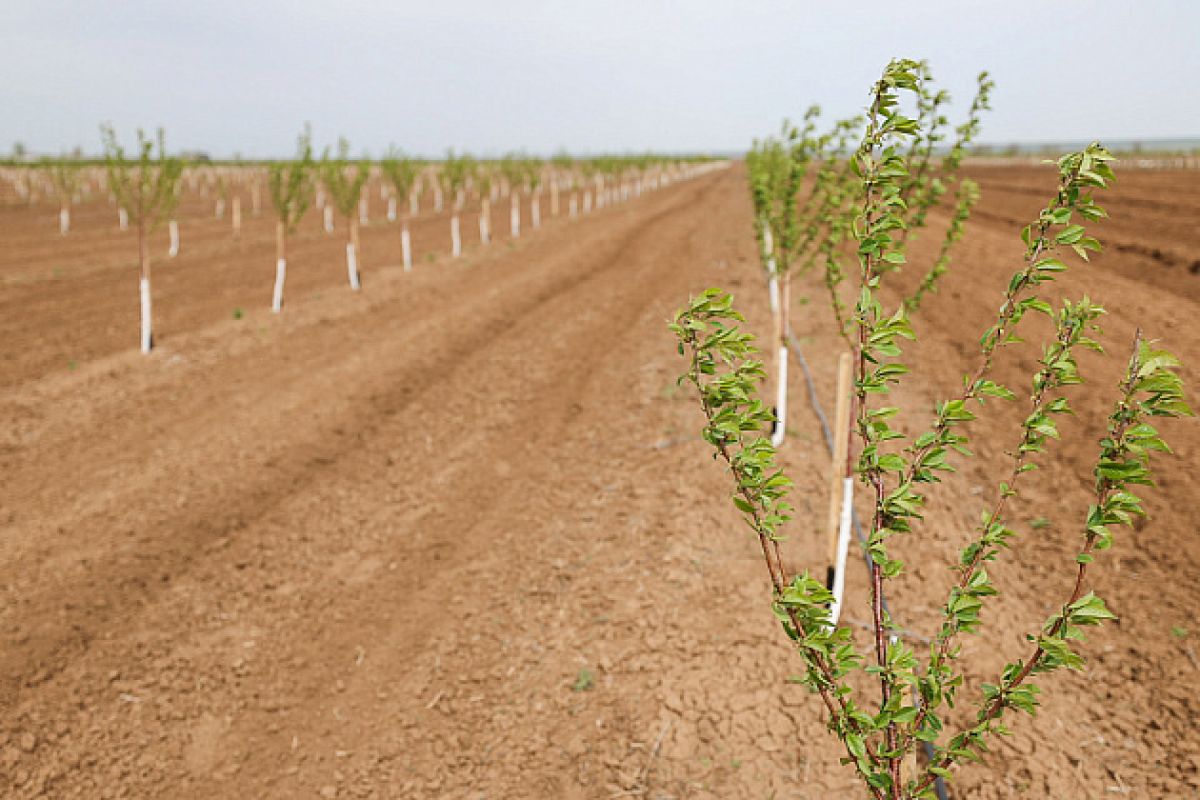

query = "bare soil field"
(1, 163), (1198, 798)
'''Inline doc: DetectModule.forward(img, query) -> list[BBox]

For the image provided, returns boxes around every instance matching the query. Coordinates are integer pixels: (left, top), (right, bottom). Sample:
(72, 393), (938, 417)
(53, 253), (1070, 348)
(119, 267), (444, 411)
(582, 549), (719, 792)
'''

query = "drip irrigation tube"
(786, 326), (950, 800)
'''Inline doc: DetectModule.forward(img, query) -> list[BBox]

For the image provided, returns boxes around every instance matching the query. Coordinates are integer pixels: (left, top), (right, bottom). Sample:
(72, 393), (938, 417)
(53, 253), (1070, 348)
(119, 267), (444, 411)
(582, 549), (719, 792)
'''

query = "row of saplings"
(671, 59), (1190, 799)
(96, 126), (713, 353)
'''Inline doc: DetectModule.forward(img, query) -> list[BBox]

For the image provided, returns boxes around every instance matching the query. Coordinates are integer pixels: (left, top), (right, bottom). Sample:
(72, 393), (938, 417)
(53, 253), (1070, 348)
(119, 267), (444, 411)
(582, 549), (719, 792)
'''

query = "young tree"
(500, 155), (525, 237)
(44, 157), (82, 235)
(380, 147), (420, 270)
(525, 157), (544, 229)
(550, 151), (573, 216)
(475, 164), (494, 245)
(320, 138), (371, 290)
(268, 127), (314, 312)
(101, 126), (182, 354)
(441, 150), (473, 257)
(674, 59), (1192, 799)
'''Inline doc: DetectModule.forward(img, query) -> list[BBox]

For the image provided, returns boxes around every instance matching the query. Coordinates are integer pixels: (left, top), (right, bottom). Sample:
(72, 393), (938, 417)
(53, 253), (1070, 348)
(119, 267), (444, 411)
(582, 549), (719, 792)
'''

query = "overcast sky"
(2, 1), (1197, 158)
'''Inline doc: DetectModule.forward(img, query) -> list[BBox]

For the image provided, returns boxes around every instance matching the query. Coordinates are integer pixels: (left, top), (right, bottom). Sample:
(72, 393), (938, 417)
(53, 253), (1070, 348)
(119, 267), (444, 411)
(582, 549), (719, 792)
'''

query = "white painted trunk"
(387, 195), (397, 222)
(828, 477), (855, 626)
(531, 196), (540, 229)
(168, 220), (180, 257)
(59, 207), (70, 235)
(119, 208), (129, 231)
(346, 242), (360, 290)
(583, 192), (592, 214)
(451, 214), (461, 257)
(770, 345), (788, 447)
(510, 197), (520, 238)
(272, 258), (287, 312)
(767, 273), (779, 314)
(479, 209), (490, 244)
(215, 198), (225, 219)
(139, 278), (153, 354)
(323, 206), (334, 234)
(409, 191), (419, 216)
(401, 226), (412, 271)
(359, 197), (368, 225)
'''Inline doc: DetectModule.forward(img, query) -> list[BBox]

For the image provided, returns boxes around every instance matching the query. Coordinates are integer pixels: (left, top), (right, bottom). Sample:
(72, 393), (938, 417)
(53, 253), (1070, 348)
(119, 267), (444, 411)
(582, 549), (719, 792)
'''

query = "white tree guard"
(323, 206), (334, 234)
(770, 345), (788, 448)
(119, 208), (129, 231)
(139, 278), (153, 353)
(346, 243), (360, 290)
(59, 207), (70, 235)
(401, 227), (412, 271)
(272, 258), (287, 312)
(531, 196), (541, 229)
(387, 196), (397, 222)
(451, 215), (462, 257)
(510, 198), (520, 238)
(828, 477), (855, 626)
(168, 220), (180, 257)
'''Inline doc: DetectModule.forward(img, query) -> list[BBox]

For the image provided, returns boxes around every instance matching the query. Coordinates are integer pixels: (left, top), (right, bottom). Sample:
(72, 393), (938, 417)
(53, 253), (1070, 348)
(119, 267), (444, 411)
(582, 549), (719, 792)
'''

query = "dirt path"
(2, 163), (1199, 798)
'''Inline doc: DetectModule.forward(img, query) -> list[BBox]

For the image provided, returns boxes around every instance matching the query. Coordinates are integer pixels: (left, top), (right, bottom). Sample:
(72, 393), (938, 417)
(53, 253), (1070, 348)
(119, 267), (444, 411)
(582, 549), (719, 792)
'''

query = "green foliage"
(320, 137), (370, 219)
(268, 126), (314, 232)
(676, 58), (1190, 800)
(43, 156), (84, 202)
(441, 150), (474, 203)
(380, 146), (420, 203)
(100, 125), (182, 232)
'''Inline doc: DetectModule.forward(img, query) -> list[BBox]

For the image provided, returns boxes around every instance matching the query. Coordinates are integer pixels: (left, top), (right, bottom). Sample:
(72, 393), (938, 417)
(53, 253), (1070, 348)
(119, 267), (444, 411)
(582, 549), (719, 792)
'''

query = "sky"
(2, 0), (1198, 159)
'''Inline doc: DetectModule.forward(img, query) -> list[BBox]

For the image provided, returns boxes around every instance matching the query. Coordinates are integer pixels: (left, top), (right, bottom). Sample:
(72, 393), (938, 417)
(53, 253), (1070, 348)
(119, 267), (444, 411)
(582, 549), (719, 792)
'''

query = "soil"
(1, 162), (1198, 798)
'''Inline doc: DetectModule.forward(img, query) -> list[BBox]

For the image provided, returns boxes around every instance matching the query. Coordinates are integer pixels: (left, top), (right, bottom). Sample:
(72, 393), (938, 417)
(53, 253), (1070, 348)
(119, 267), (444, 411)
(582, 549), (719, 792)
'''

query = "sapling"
(101, 125), (182, 354)
(526, 158), (543, 229)
(267, 127), (314, 312)
(320, 139), (370, 290)
(475, 165), (494, 245)
(380, 147), (420, 270)
(45, 157), (82, 235)
(672, 59), (1191, 799)
(442, 150), (472, 257)
(747, 110), (819, 447)
(551, 151), (573, 216)
(500, 155), (525, 238)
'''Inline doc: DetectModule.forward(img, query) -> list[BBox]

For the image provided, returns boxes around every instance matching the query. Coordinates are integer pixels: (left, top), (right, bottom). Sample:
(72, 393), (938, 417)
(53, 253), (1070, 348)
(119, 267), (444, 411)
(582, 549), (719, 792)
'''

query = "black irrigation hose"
(787, 327), (950, 800)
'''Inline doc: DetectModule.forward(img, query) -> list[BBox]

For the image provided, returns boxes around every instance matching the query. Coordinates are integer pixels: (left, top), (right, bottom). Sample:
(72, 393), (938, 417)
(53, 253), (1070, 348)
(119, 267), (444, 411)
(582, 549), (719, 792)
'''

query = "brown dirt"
(1, 162), (1198, 799)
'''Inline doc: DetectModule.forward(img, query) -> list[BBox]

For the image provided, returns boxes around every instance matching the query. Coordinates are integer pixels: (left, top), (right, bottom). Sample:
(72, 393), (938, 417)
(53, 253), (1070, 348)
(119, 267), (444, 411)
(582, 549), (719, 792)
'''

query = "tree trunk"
(479, 198), (491, 244)
(168, 219), (180, 257)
